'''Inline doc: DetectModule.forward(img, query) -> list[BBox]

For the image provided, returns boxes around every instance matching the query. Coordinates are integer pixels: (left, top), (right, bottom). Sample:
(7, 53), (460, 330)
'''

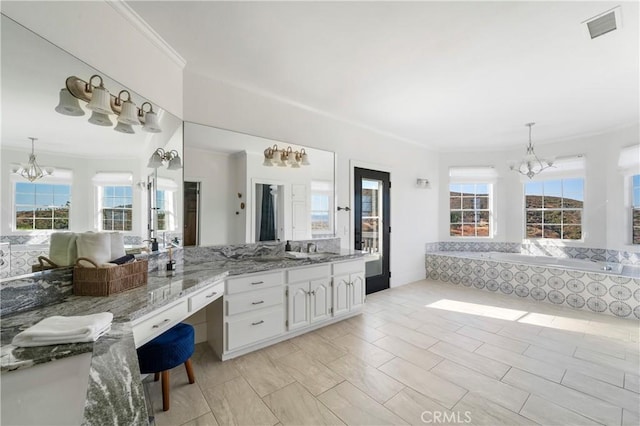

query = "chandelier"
(18, 137), (51, 182)
(510, 122), (553, 179)
(262, 145), (310, 168)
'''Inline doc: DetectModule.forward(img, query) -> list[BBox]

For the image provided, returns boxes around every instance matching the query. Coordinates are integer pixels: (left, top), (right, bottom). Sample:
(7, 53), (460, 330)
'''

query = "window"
(525, 178), (584, 240)
(311, 181), (333, 235)
(449, 183), (492, 237)
(14, 182), (71, 230)
(101, 186), (133, 231)
(155, 178), (178, 232)
(633, 174), (640, 244)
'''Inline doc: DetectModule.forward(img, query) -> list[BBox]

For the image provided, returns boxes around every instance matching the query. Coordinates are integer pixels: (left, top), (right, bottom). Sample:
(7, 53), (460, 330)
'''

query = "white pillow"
(76, 232), (111, 266)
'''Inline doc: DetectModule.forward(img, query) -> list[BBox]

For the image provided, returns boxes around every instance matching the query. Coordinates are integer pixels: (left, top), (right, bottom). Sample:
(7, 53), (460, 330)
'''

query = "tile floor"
(146, 279), (640, 426)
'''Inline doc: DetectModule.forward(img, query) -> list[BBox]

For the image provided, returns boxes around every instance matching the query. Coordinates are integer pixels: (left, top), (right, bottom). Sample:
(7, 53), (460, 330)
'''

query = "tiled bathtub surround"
(425, 241), (640, 265)
(425, 252), (640, 319)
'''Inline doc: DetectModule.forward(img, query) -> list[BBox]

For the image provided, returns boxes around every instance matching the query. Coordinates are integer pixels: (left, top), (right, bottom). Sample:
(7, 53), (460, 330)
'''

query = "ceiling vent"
(583, 6), (622, 39)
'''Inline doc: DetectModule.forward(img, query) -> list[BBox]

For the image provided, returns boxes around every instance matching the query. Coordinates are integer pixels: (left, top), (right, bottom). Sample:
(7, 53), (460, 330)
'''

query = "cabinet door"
(310, 278), (331, 323)
(287, 282), (310, 330)
(332, 274), (350, 317)
(350, 272), (365, 311)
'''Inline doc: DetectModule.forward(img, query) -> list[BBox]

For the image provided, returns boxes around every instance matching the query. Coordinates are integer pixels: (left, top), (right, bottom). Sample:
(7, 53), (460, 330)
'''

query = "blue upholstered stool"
(137, 322), (196, 411)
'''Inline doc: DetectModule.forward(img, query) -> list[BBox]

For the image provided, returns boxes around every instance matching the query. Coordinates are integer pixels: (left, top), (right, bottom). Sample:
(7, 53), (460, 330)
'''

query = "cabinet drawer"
(226, 286), (283, 316)
(332, 260), (365, 276)
(226, 271), (284, 295)
(226, 308), (283, 350)
(189, 281), (224, 312)
(287, 264), (330, 283)
(132, 300), (188, 347)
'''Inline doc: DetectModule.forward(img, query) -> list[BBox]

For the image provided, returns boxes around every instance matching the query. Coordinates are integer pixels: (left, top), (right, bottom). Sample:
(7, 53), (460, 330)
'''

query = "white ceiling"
(129, 1), (639, 151)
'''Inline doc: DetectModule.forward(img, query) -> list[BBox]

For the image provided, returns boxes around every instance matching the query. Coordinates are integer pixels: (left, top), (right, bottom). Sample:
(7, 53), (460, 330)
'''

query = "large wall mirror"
(0, 15), (183, 277)
(184, 122), (336, 246)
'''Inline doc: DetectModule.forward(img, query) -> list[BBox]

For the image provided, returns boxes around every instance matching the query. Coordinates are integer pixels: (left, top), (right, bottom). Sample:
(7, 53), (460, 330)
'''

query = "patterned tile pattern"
(426, 253), (640, 320)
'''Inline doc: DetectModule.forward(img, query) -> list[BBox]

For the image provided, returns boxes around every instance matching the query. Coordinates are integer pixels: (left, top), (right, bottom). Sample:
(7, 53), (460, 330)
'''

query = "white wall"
(437, 124), (640, 252)
(1, 1), (184, 118)
(184, 70), (440, 287)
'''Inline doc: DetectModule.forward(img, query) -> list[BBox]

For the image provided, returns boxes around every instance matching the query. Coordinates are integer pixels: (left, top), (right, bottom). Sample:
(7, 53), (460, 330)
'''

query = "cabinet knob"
(310, 290), (316, 296)
(152, 319), (171, 329)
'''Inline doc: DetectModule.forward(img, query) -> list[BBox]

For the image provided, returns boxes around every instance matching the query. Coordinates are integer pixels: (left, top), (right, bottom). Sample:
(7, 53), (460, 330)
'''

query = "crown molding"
(107, 0), (187, 69)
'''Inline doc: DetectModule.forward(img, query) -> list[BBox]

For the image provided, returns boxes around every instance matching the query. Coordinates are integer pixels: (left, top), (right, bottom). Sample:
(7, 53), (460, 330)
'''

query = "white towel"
(11, 312), (113, 347)
(49, 232), (77, 266)
(110, 232), (126, 260)
(76, 232), (111, 266)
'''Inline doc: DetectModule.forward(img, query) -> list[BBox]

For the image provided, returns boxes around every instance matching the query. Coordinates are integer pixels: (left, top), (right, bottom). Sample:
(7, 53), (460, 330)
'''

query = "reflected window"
(14, 181), (71, 230)
(100, 185), (133, 231)
(524, 178), (583, 240)
(311, 181), (333, 236)
(449, 183), (492, 237)
(155, 178), (178, 232)
(632, 174), (640, 244)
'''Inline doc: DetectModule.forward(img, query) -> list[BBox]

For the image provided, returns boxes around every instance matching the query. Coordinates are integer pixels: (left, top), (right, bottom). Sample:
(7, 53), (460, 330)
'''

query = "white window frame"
(10, 170), (73, 234)
(448, 167), (497, 239)
(155, 177), (178, 232)
(93, 172), (134, 233)
(631, 174), (640, 245)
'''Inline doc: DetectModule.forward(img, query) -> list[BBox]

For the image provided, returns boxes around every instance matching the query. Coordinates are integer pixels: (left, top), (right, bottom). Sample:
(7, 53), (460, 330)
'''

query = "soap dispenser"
(285, 240), (292, 252)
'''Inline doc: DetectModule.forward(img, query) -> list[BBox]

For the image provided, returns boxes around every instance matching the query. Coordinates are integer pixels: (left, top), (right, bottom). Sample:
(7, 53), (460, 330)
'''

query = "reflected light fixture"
(263, 144), (310, 168)
(55, 75), (162, 133)
(510, 122), (554, 179)
(19, 137), (51, 182)
(148, 148), (182, 170)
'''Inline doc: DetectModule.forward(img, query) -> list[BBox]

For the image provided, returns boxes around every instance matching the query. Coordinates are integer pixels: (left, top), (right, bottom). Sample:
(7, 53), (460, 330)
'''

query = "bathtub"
(464, 252), (624, 275)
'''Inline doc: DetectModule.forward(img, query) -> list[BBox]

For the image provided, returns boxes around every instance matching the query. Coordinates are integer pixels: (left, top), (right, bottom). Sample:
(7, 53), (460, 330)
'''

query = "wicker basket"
(32, 256), (59, 272)
(73, 257), (148, 296)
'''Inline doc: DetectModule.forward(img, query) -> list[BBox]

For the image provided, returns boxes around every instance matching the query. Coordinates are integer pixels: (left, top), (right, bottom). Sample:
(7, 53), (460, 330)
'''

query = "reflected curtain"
(259, 184), (276, 241)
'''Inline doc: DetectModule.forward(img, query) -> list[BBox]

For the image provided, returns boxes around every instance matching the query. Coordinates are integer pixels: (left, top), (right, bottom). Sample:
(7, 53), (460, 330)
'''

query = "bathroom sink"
(285, 251), (330, 259)
(1, 352), (92, 425)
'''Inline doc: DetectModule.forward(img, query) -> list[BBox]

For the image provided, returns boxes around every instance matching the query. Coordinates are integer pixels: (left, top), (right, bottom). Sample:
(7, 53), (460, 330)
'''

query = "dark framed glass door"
(354, 167), (390, 294)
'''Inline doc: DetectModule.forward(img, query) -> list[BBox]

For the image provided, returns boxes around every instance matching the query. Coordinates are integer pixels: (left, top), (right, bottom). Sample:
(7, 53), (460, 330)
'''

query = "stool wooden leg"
(184, 359), (195, 384)
(161, 370), (170, 411)
(154, 372), (160, 382)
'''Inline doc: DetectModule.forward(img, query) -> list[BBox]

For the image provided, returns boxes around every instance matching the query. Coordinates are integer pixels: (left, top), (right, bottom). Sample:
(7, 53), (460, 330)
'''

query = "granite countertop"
(0, 249), (365, 425)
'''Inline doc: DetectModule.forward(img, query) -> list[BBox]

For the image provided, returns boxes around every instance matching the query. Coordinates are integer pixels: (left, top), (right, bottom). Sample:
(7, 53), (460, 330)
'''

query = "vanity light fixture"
(510, 122), (554, 179)
(148, 148), (182, 170)
(55, 75), (162, 133)
(262, 144), (310, 168)
(18, 137), (51, 182)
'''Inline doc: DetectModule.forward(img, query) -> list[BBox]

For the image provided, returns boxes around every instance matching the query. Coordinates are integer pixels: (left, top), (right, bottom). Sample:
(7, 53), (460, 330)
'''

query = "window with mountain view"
(100, 185), (132, 231)
(633, 174), (640, 244)
(525, 178), (583, 240)
(450, 183), (492, 237)
(14, 182), (71, 230)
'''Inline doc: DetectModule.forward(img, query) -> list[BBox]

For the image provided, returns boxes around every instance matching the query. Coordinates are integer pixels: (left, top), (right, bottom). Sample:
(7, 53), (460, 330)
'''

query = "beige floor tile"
(452, 392), (538, 426)
(383, 387), (453, 425)
(147, 378), (210, 426)
(343, 317), (387, 342)
(475, 343), (565, 382)
(377, 322), (438, 349)
(313, 320), (354, 341)
(290, 330), (347, 363)
(192, 355), (241, 389)
(561, 370), (640, 413)
(502, 368), (622, 425)
(374, 335), (443, 371)
(180, 412), (219, 426)
(456, 326), (529, 354)
(200, 376), (278, 426)
(416, 322), (484, 352)
(231, 351), (295, 397)
(350, 312), (388, 328)
(274, 350), (344, 396)
(259, 339), (300, 361)
(433, 310), (504, 333)
(317, 381), (409, 425)
(427, 341), (510, 380)
(430, 359), (528, 413)
(326, 354), (405, 404)
(574, 347), (640, 374)
(625, 373), (640, 394)
(408, 309), (464, 332)
(497, 326), (577, 356)
(519, 395), (600, 426)
(623, 409), (640, 426)
(372, 309), (422, 329)
(378, 357), (466, 409)
(333, 333), (395, 367)
(263, 382), (344, 426)
(524, 345), (625, 387)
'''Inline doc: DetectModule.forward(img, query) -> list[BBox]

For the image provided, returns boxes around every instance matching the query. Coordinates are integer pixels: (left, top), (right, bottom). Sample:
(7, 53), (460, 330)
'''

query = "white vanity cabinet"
(213, 259), (365, 360)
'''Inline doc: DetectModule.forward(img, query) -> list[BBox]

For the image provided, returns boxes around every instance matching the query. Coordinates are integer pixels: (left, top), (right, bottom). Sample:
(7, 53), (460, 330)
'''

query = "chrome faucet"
(306, 242), (317, 253)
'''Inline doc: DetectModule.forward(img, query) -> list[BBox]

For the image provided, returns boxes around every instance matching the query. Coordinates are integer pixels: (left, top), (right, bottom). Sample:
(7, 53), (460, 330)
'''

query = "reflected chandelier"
(510, 122), (553, 179)
(16, 137), (52, 182)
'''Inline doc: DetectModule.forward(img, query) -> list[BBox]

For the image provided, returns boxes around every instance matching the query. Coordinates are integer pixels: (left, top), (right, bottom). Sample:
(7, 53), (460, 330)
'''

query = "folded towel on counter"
(11, 312), (113, 347)
(110, 254), (136, 265)
(49, 232), (78, 266)
(76, 232), (111, 266)
(110, 232), (126, 259)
